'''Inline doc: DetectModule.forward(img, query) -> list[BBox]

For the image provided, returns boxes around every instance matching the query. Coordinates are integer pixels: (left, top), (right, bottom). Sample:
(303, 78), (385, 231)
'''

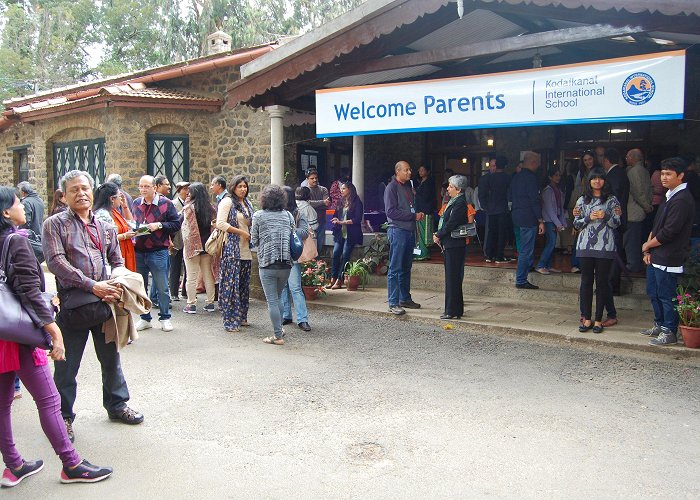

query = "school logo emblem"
(621, 72), (655, 105)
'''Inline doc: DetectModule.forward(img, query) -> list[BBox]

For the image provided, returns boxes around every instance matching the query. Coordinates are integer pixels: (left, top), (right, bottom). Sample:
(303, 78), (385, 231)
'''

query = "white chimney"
(206, 31), (232, 55)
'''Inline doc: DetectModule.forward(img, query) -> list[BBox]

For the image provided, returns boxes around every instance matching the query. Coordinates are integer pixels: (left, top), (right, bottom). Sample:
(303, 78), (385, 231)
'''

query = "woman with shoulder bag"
(217, 175), (254, 332)
(433, 175), (470, 320)
(251, 185), (297, 345)
(180, 183), (217, 314)
(280, 186), (312, 332)
(0, 187), (112, 487)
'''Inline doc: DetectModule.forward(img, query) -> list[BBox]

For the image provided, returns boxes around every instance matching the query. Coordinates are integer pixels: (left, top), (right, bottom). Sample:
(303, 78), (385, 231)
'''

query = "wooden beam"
(350, 24), (645, 75)
(472, 0), (700, 35)
(258, 3), (464, 103)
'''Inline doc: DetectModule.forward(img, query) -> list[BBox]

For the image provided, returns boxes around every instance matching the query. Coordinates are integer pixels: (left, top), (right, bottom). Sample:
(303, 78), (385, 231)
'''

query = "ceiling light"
(609, 128), (631, 134)
(650, 37), (675, 46)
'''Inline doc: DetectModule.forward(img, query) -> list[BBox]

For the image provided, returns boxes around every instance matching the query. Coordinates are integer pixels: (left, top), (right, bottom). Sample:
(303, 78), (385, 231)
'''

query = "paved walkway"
(307, 284), (700, 359)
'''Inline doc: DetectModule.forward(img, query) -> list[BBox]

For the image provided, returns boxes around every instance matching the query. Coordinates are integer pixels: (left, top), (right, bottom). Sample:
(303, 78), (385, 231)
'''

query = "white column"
(266, 105), (289, 185)
(352, 135), (365, 203)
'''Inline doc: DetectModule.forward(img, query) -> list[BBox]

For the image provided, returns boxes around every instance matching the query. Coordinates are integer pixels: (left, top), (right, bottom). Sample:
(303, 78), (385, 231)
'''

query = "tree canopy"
(0, 0), (363, 106)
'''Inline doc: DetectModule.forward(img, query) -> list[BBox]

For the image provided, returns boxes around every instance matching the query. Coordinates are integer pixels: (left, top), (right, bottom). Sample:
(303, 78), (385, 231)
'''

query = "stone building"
(0, 40), (278, 203)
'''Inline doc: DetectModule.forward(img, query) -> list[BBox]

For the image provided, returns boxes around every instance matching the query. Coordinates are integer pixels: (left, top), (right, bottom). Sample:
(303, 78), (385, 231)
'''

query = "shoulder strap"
(0, 233), (15, 280)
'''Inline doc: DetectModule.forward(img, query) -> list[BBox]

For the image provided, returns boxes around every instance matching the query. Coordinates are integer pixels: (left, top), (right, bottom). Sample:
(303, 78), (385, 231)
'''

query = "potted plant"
(361, 233), (389, 275)
(300, 260), (328, 300)
(675, 285), (700, 348)
(343, 260), (370, 291)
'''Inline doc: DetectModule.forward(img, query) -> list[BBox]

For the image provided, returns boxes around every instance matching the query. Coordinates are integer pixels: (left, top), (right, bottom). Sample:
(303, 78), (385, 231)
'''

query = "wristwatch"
(157, 222), (163, 230)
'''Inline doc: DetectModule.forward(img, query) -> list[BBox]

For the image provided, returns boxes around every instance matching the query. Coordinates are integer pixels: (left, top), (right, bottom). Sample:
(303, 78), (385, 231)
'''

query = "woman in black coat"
(328, 182), (364, 289)
(433, 175), (470, 319)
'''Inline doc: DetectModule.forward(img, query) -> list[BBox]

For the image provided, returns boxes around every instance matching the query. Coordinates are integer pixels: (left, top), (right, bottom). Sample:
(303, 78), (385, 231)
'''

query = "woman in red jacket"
(0, 186), (112, 487)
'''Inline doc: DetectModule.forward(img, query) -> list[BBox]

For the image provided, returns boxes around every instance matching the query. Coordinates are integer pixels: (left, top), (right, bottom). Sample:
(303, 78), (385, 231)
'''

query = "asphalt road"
(7, 298), (700, 499)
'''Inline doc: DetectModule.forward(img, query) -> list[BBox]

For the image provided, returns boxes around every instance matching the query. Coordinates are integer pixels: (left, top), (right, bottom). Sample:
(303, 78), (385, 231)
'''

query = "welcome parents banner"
(315, 51), (685, 137)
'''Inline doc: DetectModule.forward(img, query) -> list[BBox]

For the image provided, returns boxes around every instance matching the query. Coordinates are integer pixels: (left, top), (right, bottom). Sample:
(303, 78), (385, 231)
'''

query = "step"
(367, 262), (651, 311)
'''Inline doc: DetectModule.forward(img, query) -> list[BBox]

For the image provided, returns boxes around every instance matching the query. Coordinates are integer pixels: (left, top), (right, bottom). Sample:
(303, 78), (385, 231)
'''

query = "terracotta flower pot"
(679, 325), (700, 348)
(302, 286), (319, 300)
(346, 275), (361, 291)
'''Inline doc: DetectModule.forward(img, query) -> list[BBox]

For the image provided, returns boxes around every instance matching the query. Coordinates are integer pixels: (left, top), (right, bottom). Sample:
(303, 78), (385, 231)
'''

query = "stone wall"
(0, 64), (272, 206)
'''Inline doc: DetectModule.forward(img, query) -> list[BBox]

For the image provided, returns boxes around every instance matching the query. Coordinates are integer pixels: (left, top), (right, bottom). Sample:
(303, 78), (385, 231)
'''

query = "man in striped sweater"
(132, 175), (181, 332)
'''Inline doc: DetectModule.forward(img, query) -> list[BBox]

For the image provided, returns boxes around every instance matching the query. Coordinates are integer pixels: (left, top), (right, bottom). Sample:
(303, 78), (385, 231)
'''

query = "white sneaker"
(160, 320), (174, 332)
(135, 319), (152, 331)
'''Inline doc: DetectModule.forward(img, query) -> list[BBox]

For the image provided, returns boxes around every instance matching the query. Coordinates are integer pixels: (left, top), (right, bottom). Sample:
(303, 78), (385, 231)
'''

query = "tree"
(0, 0), (366, 106)
(0, 0), (95, 105)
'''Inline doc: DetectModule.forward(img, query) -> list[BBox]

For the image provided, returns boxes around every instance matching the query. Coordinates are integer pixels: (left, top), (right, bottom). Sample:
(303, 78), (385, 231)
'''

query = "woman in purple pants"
(0, 186), (112, 487)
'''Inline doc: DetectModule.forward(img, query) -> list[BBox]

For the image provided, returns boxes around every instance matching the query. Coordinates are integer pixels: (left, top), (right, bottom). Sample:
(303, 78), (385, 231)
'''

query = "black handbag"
(0, 233), (53, 349)
(57, 288), (112, 329)
(56, 221), (113, 329)
(289, 212), (304, 261)
(451, 222), (477, 238)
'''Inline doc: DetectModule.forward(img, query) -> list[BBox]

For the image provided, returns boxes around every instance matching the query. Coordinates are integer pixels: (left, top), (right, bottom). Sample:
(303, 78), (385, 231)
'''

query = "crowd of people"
(388, 149), (698, 343)
(0, 147), (697, 487)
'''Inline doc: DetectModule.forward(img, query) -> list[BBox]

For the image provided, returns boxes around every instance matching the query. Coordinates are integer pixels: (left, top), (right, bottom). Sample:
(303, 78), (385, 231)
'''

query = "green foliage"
(675, 285), (700, 328)
(0, 0), (366, 106)
(343, 260), (370, 288)
(361, 232), (389, 274)
(300, 259), (328, 295)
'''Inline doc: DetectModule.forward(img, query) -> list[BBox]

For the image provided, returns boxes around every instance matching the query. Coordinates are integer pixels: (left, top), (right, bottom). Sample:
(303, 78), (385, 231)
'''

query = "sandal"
(226, 327), (240, 333)
(240, 321), (249, 327)
(263, 336), (284, 345)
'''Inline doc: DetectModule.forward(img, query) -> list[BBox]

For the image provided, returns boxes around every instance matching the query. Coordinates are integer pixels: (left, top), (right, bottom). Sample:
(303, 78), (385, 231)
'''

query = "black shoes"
(440, 314), (461, 320)
(579, 323), (592, 332)
(60, 460), (113, 484)
(399, 300), (421, 309)
(108, 406), (144, 425)
(298, 322), (311, 331)
(282, 318), (293, 325)
(515, 282), (539, 290)
(592, 325), (604, 334)
(0, 459), (44, 487)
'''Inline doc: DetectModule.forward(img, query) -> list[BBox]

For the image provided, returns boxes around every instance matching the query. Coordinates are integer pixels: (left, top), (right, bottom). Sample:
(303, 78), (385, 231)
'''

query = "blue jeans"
(136, 249), (171, 321)
(281, 263), (308, 324)
(515, 226), (537, 285)
(315, 224), (326, 250)
(537, 222), (557, 270)
(259, 266), (292, 338)
(331, 237), (355, 279)
(646, 265), (680, 333)
(387, 227), (415, 306)
(571, 246), (580, 268)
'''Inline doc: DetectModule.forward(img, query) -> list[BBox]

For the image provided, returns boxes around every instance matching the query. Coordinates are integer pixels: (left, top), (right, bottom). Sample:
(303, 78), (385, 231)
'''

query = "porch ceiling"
(228, 0), (700, 110)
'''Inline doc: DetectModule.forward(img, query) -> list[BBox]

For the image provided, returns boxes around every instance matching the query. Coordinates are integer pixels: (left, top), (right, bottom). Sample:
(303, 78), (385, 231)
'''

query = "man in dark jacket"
(478, 155), (511, 263)
(601, 148), (630, 325)
(641, 157), (696, 346)
(16, 181), (44, 236)
(511, 151), (544, 289)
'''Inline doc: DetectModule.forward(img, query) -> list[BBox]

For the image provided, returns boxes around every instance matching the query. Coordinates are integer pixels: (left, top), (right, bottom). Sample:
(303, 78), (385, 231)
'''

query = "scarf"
(551, 181), (563, 217)
(438, 193), (464, 230)
(111, 208), (136, 271)
(182, 203), (203, 259)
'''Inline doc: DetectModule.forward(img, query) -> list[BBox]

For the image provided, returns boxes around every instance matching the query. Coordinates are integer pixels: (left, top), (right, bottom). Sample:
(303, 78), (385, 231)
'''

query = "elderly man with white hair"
(16, 181), (45, 236)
